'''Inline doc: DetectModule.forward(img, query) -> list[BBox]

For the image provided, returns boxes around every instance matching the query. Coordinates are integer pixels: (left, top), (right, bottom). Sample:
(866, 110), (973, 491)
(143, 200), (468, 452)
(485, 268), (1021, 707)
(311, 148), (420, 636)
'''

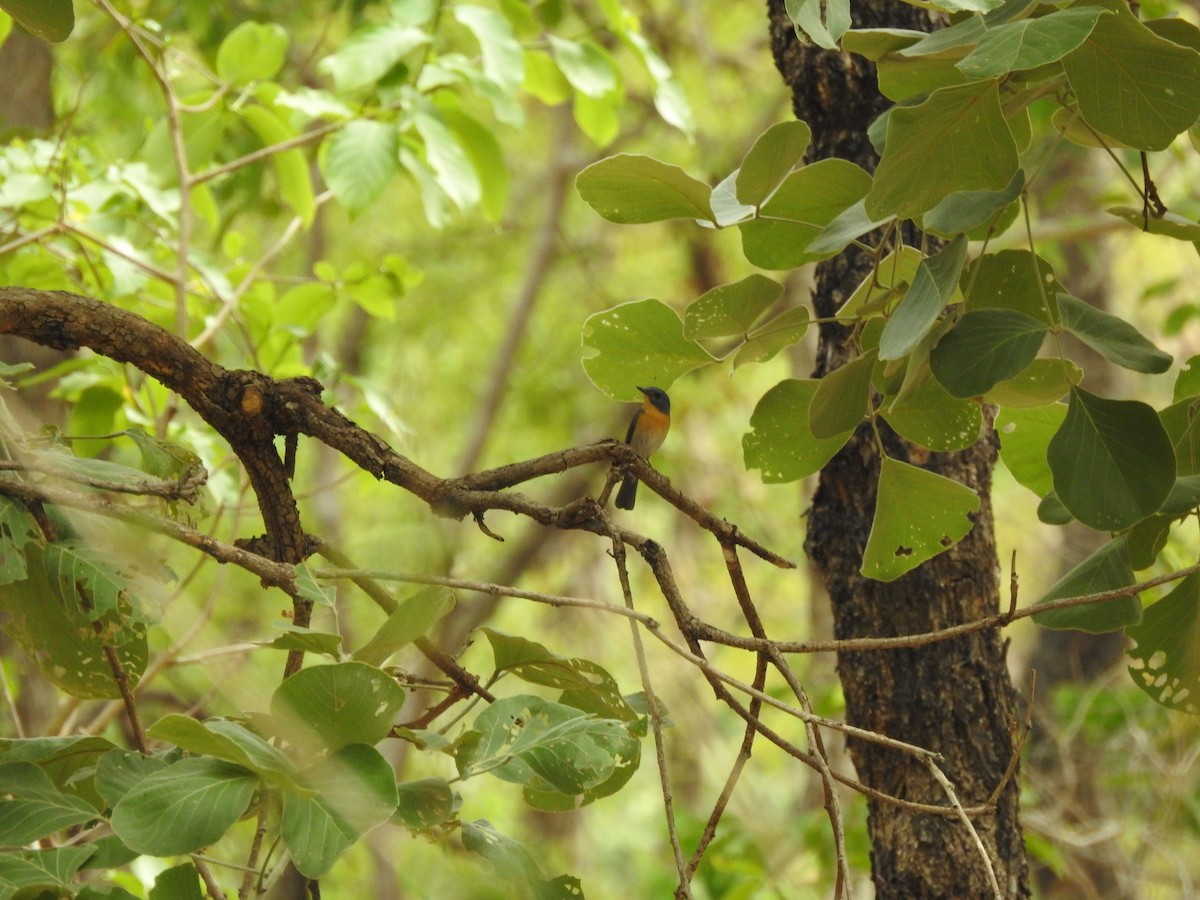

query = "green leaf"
(1033, 537), (1140, 632)
(295, 562), (335, 606)
(482, 629), (637, 722)
(739, 159), (872, 269)
(394, 777), (455, 830)
(548, 36), (618, 97)
(0, 735), (115, 807)
(0, 0), (74, 41)
(1108, 206), (1200, 243)
(962, 248), (1061, 321)
(1127, 573), (1200, 714)
(352, 587), (455, 666)
(318, 22), (430, 92)
(95, 749), (168, 808)
(683, 275), (782, 339)
(0, 846), (96, 894)
(0, 761), (97, 843)
(1160, 398), (1200, 476)
(731, 307), (811, 368)
(150, 863), (204, 900)
(809, 350), (877, 439)
(239, 106), (316, 226)
(882, 376), (982, 451)
(457, 695), (636, 799)
(839, 246), (925, 319)
(264, 626), (343, 658)
(735, 121), (811, 207)
(956, 7), (1111, 78)
(866, 80), (1019, 220)
(1056, 293), (1173, 374)
(581, 299), (713, 397)
(623, 31), (695, 136)
(109, 757), (257, 855)
(983, 357), (1081, 407)
(930, 308), (1046, 397)
(1174, 354), (1200, 401)
(216, 22), (289, 86)
(576, 154), (714, 224)
(0, 496), (39, 585)
(461, 819), (543, 884)
(321, 120), (398, 216)
(414, 110), (481, 212)
(1062, 3), (1200, 151)
(455, 5), (524, 92)
(879, 235), (968, 360)
(739, 379), (854, 482)
(786, 0), (851, 50)
(807, 197), (895, 256)
(861, 458), (980, 581)
(1048, 388), (1175, 530)
(998, 405), (1065, 496)
(0, 542), (149, 700)
(146, 715), (298, 789)
(271, 661), (406, 755)
(921, 168), (1024, 238)
(281, 744), (399, 878)
(439, 106), (509, 221)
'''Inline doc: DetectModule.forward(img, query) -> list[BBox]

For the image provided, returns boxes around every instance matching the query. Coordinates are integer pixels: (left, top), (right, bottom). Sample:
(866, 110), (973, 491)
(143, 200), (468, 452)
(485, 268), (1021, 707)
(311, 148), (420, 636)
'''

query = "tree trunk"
(764, 3), (1030, 896)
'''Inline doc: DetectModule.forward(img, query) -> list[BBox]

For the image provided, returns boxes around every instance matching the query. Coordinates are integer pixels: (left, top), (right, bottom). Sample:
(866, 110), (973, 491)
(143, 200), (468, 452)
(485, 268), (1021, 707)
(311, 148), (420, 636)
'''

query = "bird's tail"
(615, 473), (638, 509)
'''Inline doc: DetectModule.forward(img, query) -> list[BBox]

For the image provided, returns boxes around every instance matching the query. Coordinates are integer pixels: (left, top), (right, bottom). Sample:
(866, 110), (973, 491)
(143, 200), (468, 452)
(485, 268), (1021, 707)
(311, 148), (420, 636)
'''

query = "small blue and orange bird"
(615, 386), (671, 510)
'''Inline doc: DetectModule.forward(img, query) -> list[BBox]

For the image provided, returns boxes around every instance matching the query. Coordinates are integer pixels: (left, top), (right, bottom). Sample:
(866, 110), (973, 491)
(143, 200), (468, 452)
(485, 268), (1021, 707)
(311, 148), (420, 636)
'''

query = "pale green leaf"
(577, 154), (714, 224)
(216, 22), (289, 86)
(455, 5), (524, 91)
(414, 110), (481, 212)
(548, 36), (618, 97)
(731, 307), (810, 368)
(581, 299), (713, 397)
(743, 380), (853, 483)
(0, 0), (73, 41)
(1127, 573), (1200, 714)
(352, 587), (455, 666)
(318, 23), (430, 92)
(271, 662), (406, 756)
(321, 120), (398, 216)
(879, 235), (968, 360)
(240, 106), (316, 226)
(735, 121), (812, 207)
(956, 7), (1110, 78)
(683, 275), (782, 339)
(882, 376), (983, 451)
(862, 458), (980, 581)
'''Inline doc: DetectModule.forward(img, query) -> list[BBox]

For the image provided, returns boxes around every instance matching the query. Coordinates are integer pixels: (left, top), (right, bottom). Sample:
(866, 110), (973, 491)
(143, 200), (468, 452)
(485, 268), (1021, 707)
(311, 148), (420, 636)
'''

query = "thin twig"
(925, 758), (1002, 900)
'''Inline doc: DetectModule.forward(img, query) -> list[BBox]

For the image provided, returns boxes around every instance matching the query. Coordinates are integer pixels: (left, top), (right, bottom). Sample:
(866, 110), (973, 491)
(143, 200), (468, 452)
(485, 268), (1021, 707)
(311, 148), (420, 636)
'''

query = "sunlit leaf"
(683, 274), (782, 339)
(217, 22), (288, 86)
(321, 120), (398, 216)
(271, 662), (406, 756)
(735, 121), (812, 207)
(318, 22), (430, 92)
(576, 154), (714, 223)
(581, 299), (713, 397)
(731, 307), (810, 368)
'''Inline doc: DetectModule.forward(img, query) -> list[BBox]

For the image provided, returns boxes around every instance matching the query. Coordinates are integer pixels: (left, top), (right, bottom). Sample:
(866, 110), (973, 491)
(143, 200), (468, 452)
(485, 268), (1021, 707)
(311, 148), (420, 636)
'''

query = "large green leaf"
(0, 0), (74, 41)
(0, 762), (97, 844)
(956, 7), (1111, 78)
(930, 308), (1046, 398)
(839, 246), (925, 318)
(281, 744), (399, 878)
(455, 5), (524, 92)
(581, 299), (713, 397)
(879, 235), (968, 360)
(861, 458), (980, 582)
(394, 777), (455, 831)
(109, 758), (258, 855)
(735, 120), (812, 207)
(1032, 537), (1140, 632)
(0, 541), (149, 700)
(731, 307), (811, 368)
(150, 863), (204, 900)
(576, 154), (714, 223)
(867, 80), (1019, 219)
(683, 275), (782, 339)
(239, 105), (316, 227)
(881, 376), (982, 452)
(1048, 388), (1175, 530)
(983, 358), (1080, 408)
(1056, 293), (1172, 374)
(1160, 398), (1200, 476)
(921, 168), (1024, 238)
(548, 35), (618, 97)
(739, 159), (872, 269)
(1127, 573), (1200, 714)
(1062, 3), (1200, 151)
(963, 249), (1062, 321)
(0, 846), (96, 896)
(743, 379), (854, 483)
(810, 350), (877, 439)
(271, 662), (406, 757)
(414, 110), (481, 212)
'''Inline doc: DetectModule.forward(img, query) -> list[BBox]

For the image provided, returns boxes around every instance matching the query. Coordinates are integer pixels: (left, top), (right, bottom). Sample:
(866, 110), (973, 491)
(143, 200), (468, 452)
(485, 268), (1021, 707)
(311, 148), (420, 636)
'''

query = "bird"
(615, 386), (671, 510)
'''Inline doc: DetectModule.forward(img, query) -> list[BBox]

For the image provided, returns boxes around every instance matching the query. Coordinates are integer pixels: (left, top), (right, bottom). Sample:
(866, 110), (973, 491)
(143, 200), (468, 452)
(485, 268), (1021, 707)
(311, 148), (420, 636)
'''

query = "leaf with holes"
(271, 662), (406, 757)
(1127, 573), (1200, 714)
(862, 458), (980, 581)
(743, 379), (854, 483)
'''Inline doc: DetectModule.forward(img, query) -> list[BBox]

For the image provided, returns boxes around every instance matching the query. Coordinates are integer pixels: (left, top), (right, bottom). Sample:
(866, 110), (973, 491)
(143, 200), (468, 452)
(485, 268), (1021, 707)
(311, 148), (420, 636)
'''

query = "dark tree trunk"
(765, 3), (1030, 897)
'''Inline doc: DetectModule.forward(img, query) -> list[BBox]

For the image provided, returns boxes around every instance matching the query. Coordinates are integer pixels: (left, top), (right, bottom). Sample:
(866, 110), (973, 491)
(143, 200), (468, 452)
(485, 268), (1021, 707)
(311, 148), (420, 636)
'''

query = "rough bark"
(765, 4), (1030, 897)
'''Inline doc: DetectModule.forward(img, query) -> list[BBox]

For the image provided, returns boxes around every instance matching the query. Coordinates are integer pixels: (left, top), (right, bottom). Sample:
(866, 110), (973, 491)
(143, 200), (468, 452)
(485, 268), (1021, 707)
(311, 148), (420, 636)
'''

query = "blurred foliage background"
(1, 0), (1199, 896)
